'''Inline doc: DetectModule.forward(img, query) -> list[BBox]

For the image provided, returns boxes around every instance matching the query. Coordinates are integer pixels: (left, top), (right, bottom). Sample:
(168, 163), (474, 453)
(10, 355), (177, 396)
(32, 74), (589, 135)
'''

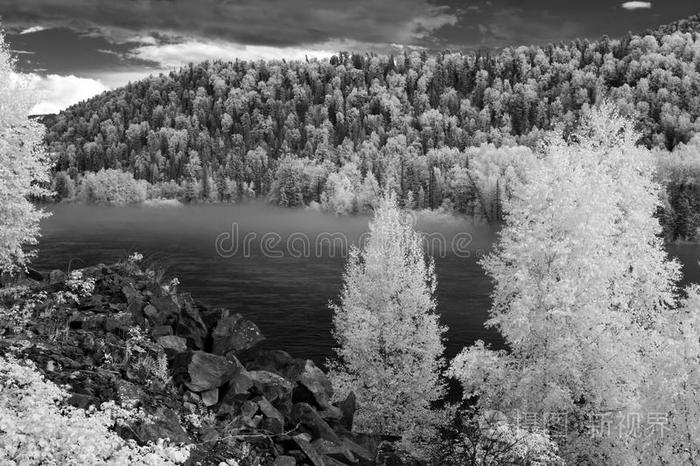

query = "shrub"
(78, 169), (149, 206)
(0, 355), (191, 465)
(439, 410), (564, 465)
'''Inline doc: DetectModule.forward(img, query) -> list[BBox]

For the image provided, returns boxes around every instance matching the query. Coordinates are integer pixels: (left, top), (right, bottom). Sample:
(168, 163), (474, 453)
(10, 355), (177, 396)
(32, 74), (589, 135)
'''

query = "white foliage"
(640, 285), (700, 463)
(450, 103), (682, 462)
(0, 355), (191, 465)
(0, 31), (52, 273)
(327, 193), (447, 450)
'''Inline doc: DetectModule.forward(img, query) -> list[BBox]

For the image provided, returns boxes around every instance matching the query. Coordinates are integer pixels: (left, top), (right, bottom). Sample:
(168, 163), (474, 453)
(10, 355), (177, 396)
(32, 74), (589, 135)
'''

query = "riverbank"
(0, 259), (415, 465)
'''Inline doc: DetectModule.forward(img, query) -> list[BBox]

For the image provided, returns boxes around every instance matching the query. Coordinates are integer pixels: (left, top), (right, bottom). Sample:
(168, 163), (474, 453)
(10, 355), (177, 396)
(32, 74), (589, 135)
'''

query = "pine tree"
(328, 193), (447, 452)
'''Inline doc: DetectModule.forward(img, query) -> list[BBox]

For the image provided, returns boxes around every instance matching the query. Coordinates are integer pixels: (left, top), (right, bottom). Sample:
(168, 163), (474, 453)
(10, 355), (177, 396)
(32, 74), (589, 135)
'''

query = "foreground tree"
(642, 285), (700, 464)
(327, 193), (447, 453)
(0, 31), (52, 273)
(449, 103), (681, 463)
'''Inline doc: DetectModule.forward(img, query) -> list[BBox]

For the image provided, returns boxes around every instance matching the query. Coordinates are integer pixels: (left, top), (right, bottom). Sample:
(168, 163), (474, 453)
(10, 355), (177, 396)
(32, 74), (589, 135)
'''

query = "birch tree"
(0, 31), (52, 273)
(640, 285), (700, 464)
(449, 103), (681, 463)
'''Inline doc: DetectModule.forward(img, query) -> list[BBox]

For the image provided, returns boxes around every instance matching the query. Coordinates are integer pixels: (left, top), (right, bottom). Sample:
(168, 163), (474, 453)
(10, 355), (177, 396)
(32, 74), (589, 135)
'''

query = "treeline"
(44, 15), (700, 236)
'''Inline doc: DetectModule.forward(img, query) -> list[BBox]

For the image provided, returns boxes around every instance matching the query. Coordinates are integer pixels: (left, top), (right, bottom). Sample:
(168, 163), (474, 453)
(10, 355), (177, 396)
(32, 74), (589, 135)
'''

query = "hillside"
(647, 13), (700, 37)
(1, 259), (401, 465)
(43, 15), (700, 226)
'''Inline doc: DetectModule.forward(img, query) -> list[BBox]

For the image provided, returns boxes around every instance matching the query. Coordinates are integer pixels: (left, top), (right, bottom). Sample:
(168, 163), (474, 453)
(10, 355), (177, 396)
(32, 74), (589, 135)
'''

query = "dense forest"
(43, 14), (700, 237)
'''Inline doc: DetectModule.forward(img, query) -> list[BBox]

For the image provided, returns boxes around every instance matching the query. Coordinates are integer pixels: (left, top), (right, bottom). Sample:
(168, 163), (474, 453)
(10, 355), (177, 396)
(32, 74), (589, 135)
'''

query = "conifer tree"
(328, 192), (447, 450)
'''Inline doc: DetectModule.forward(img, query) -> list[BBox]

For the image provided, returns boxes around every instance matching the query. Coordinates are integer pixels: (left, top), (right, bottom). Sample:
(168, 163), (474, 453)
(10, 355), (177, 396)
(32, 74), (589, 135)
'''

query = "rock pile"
(0, 262), (408, 465)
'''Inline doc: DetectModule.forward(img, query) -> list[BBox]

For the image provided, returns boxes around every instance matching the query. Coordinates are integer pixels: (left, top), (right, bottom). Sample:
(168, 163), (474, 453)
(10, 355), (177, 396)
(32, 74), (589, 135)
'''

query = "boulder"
(25, 267), (44, 282)
(293, 360), (333, 409)
(212, 310), (265, 356)
(240, 400), (259, 419)
(248, 370), (294, 403)
(320, 456), (347, 466)
(338, 392), (356, 430)
(125, 295), (145, 324)
(136, 407), (189, 444)
(312, 439), (356, 464)
(185, 351), (243, 392)
(104, 318), (129, 337)
(242, 349), (293, 375)
(291, 403), (341, 444)
(318, 406), (343, 421)
(227, 369), (254, 395)
(157, 335), (188, 353)
(121, 283), (141, 301)
(200, 427), (220, 444)
(175, 295), (209, 350)
(144, 304), (159, 321)
(49, 269), (66, 284)
(201, 388), (219, 407)
(273, 456), (297, 466)
(152, 325), (174, 338)
(293, 435), (326, 466)
(341, 437), (375, 464)
(66, 393), (99, 409)
(79, 294), (109, 313)
(149, 294), (179, 323)
(261, 416), (285, 435)
(258, 397), (285, 425)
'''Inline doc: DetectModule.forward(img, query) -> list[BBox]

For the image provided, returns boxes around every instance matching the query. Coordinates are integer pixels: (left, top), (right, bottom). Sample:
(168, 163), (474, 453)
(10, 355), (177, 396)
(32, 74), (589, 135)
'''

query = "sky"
(1, 0), (698, 114)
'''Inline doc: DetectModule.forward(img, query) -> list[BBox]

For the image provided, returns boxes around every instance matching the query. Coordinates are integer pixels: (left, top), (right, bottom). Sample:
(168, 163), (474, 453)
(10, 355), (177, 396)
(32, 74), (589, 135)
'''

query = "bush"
(53, 171), (77, 200)
(439, 410), (564, 466)
(78, 169), (149, 206)
(0, 355), (191, 465)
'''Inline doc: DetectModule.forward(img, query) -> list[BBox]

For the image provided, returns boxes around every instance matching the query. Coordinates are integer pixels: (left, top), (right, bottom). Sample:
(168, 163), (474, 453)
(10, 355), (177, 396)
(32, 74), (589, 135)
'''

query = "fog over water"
(33, 203), (700, 364)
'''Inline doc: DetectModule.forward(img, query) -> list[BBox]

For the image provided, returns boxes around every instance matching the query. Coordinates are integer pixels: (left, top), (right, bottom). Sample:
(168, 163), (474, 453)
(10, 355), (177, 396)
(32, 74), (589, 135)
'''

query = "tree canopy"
(0, 31), (52, 273)
(39, 15), (700, 235)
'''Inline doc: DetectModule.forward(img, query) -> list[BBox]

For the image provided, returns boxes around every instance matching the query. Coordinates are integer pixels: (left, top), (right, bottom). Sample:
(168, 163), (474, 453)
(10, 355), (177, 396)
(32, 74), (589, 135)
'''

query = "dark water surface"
(33, 204), (700, 364)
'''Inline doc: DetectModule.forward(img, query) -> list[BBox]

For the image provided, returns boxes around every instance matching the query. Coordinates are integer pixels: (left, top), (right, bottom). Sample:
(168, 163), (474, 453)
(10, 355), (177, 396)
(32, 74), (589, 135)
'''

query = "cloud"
(128, 39), (339, 68)
(19, 26), (47, 35)
(621, 2), (652, 10)
(91, 71), (163, 89)
(12, 72), (108, 114)
(0, 0), (457, 49)
(472, 8), (583, 48)
(408, 7), (459, 40)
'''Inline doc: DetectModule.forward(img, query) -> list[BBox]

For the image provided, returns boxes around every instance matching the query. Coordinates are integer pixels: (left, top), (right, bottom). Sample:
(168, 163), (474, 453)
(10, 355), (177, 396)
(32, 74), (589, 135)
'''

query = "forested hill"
(44, 14), (700, 224)
(647, 13), (700, 37)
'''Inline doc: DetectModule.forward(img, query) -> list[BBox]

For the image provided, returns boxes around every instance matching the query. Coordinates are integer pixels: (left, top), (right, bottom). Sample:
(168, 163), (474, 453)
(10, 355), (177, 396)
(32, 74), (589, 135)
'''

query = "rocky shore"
(0, 260), (416, 465)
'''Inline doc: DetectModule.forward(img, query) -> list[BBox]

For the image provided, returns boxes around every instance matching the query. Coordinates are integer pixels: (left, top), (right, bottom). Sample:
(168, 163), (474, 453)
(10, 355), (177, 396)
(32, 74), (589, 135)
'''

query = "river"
(33, 203), (700, 364)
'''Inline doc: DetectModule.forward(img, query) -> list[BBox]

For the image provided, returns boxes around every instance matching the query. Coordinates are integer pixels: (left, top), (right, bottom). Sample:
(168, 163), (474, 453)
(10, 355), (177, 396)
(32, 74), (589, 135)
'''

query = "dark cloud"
(438, 0), (699, 49)
(1, 0), (458, 48)
(3, 0), (699, 61)
(5, 27), (159, 75)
